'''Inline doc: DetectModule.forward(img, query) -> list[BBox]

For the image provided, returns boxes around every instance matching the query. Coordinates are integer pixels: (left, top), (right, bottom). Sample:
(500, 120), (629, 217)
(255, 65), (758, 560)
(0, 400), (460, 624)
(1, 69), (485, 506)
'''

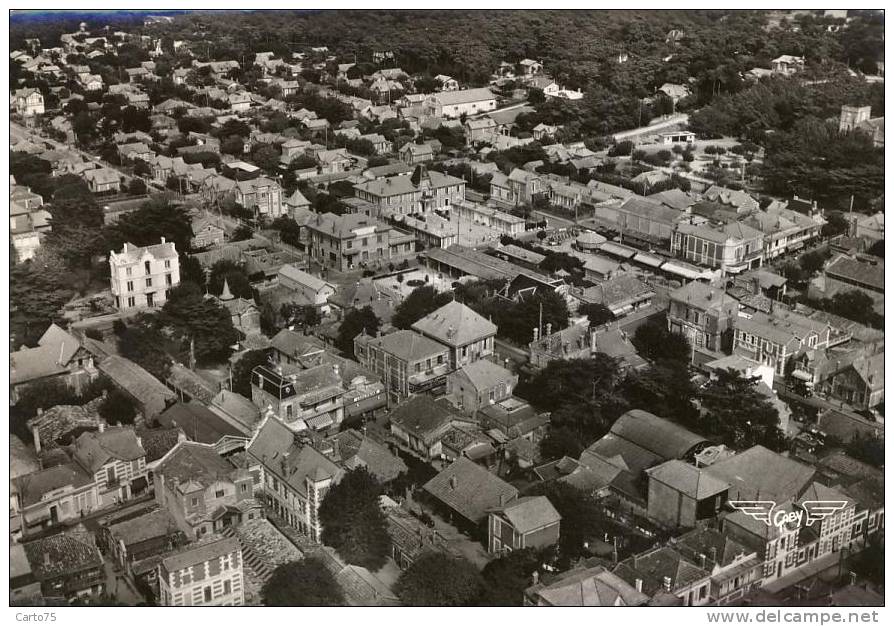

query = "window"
(223, 580), (232, 595)
(145, 261), (151, 274)
(203, 587), (212, 603)
(146, 277), (153, 288)
(241, 483), (248, 493)
(165, 260), (171, 269)
(286, 404), (293, 418)
(127, 297), (136, 308)
(215, 489), (224, 498)
(166, 273), (173, 286)
(191, 497), (199, 506)
(127, 281), (134, 292)
(126, 267), (132, 277)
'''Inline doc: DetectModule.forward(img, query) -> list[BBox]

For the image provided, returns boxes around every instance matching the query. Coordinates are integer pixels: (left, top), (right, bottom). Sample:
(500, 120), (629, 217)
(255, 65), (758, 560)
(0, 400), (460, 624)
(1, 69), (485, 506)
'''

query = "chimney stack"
(531, 571), (540, 586)
(663, 576), (672, 592)
(635, 578), (643, 593)
(32, 424), (42, 455)
(449, 475), (457, 490)
(98, 421), (106, 433)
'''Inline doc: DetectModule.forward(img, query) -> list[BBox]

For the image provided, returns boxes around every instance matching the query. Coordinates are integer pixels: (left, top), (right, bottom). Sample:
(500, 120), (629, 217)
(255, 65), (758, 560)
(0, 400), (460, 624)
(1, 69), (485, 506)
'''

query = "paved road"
(12, 121), (144, 187)
(612, 113), (690, 141)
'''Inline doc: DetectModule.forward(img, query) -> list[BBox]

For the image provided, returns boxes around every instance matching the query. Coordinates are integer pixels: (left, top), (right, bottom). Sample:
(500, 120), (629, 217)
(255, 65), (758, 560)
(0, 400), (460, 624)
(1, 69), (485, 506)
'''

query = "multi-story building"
(732, 310), (834, 376)
(250, 362), (346, 433)
(246, 416), (344, 541)
(813, 253), (884, 315)
(71, 425), (148, 508)
(452, 200), (525, 236)
(743, 203), (824, 260)
(234, 177), (284, 219)
(667, 282), (739, 353)
(305, 212), (415, 272)
(353, 167), (466, 217)
(412, 301), (497, 369)
(13, 88), (45, 116)
(355, 329), (451, 399)
(109, 238), (180, 311)
(11, 462), (99, 537)
(154, 441), (259, 539)
(423, 87), (497, 119)
(277, 264), (337, 315)
(158, 537), (244, 606)
(616, 196), (684, 249)
(672, 221), (764, 274)
(23, 528), (105, 602)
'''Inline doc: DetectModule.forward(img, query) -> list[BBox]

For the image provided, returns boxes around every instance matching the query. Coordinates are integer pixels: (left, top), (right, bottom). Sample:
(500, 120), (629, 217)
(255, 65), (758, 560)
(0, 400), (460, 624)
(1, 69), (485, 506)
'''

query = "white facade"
(109, 238), (181, 311)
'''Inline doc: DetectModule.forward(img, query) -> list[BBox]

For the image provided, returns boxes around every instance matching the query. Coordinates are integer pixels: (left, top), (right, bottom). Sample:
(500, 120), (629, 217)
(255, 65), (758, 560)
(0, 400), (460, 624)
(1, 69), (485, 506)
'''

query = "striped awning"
(599, 242), (637, 259)
(633, 252), (664, 267)
(305, 413), (334, 430)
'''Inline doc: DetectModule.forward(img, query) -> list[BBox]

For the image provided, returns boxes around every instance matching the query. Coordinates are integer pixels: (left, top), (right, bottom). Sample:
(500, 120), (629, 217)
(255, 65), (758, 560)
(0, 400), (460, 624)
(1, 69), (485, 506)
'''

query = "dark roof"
(157, 401), (245, 445)
(137, 426), (184, 463)
(72, 426), (146, 474)
(609, 410), (707, 460)
(24, 527), (103, 580)
(98, 355), (176, 417)
(492, 496), (561, 534)
(388, 395), (465, 443)
(614, 546), (709, 596)
(161, 537), (240, 573)
(705, 445), (815, 502)
(824, 255), (884, 290)
(330, 429), (407, 483)
(646, 460), (729, 500)
(108, 509), (180, 546)
(13, 463), (94, 507)
(155, 441), (242, 487)
(423, 457), (518, 524)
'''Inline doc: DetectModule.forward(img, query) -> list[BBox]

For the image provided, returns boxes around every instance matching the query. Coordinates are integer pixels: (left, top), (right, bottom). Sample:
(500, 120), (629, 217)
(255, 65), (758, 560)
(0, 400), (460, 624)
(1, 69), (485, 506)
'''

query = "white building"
(158, 537), (244, 606)
(109, 238), (181, 311)
(13, 88), (45, 116)
(424, 88), (497, 119)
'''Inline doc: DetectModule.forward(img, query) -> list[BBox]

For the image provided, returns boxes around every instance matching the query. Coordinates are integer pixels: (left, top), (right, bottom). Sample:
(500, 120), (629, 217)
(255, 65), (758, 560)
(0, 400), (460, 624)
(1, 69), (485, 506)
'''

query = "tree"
(539, 426), (584, 460)
(396, 552), (483, 607)
(845, 432), (884, 469)
(800, 248), (831, 275)
(392, 285), (452, 330)
(633, 319), (691, 363)
(160, 286), (239, 365)
(697, 368), (786, 451)
(280, 303), (320, 329)
(117, 318), (173, 380)
(527, 481), (605, 566)
(319, 467), (390, 570)
(579, 303), (615, 327)
(335, 306), (380, 356)
(231, 349), (272, 397)
(105, 196), (194, 253)
(478, 548), (543, 606)
(128, 178), (147, 195)
(821, 211), (849, 238)
(622, 360), (698, 425)
(97, 389), (138, 425)
(261, 558), (345, 606)
(13, 378), (79, 417)
(230, 224), (254, 242)
(208, 260), (253, 299)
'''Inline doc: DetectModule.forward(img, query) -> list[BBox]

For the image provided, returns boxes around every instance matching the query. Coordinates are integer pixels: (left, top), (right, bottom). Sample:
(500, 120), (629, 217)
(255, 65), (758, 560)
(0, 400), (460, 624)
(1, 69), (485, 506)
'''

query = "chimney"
(123, 242), (129, 253)
(663, 576), (672, 592)
(699, 553), (706, 568)
(32, 424), (42, 455)
(531, 571), (540, 586)
(499, 493), (509, 506)
(848, 572), (857, 585)
(635, 578), (643, 593)
(546, 323), (552, 336)
(710, 546), (717, 564)
(533, 327), (539, 342)
(449, 475), (457, 490)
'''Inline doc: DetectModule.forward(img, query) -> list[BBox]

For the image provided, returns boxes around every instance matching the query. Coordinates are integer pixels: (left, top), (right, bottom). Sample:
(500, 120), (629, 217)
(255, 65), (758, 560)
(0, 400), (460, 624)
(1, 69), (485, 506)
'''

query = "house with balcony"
(109, 238), (180, 311)
(388, 395), (476, 463)
(71, 426), (148, 508)
(667, 282), (739, 354)
(672, 527), (763, 605)
(246, 415), (344, 540)
(573, 274), (655, 319)
(412, 300), (497, 370)
(234, 177), (284, 219)
(613, 546), (712, 606)
(355, 329), (450, 399)
(353, 166), (465, 217)
(672, 221), (764, 274)
(154, 440), (259, 540)
(743, 204), (823, 260)
(733, 310), (834, 376)
(13, 88), (45, 116)
(305, 212), (416, 272)
(250, 362), (346, 433)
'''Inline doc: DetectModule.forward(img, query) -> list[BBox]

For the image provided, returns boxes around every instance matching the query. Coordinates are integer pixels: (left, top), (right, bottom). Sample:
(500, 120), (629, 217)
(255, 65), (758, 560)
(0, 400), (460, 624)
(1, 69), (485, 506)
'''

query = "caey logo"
(728, 500), (849, 529)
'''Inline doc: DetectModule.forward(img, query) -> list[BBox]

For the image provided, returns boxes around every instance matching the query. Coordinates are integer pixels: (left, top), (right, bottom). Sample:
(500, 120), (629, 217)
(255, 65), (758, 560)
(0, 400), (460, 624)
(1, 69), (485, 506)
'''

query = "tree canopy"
(335, 306), (380, 356)
(319, 467), (391, 571)
(392, 285), (453, 330)
(261, 558), (345, 606)
(395, 552), (483, 607)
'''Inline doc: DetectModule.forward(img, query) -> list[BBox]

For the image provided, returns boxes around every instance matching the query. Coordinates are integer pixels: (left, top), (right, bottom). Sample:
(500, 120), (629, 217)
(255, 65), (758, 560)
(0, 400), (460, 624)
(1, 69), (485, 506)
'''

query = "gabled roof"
(278, 264), (333, 293)
(528, 566), (649, 606)
(705, 445), (815, 502)
(10, 324), (84, 385)
(423, 457), (518, 524)
(24, 527), (102, 580)
(646, 460), (729, 500)
(429, 87), (495, 106)
(156, 440), (243, 487)
(330, 429), (407, 483)
(493, 495), (560, 533)
(450, 359), (515, 393)
(13, 463), (94, 507)
(359, 329), (447, 363)
(161, 537), (240, 573)
(614, 546), (710, 596)
(388, 395), (465, 441)
(157, 401), (245, 445)
(72, 427), (145, 474)
(412, 300), (497, 347)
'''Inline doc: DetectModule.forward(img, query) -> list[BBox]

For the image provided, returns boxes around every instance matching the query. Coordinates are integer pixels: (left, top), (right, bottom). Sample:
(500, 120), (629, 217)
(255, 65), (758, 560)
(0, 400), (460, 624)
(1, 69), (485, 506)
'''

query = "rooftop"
(423, 456), (518, 524)
(412, 300), (497, 347)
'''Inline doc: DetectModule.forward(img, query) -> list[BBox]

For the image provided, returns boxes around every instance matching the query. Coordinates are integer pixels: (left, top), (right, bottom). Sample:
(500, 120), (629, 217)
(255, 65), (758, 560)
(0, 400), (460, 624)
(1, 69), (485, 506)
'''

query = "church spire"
(220, 277), (234, 301)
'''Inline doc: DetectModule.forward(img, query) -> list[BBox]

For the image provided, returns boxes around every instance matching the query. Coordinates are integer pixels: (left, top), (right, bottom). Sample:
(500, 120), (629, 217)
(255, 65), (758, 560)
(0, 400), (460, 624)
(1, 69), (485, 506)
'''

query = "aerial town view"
(6, 7), (886, 614)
